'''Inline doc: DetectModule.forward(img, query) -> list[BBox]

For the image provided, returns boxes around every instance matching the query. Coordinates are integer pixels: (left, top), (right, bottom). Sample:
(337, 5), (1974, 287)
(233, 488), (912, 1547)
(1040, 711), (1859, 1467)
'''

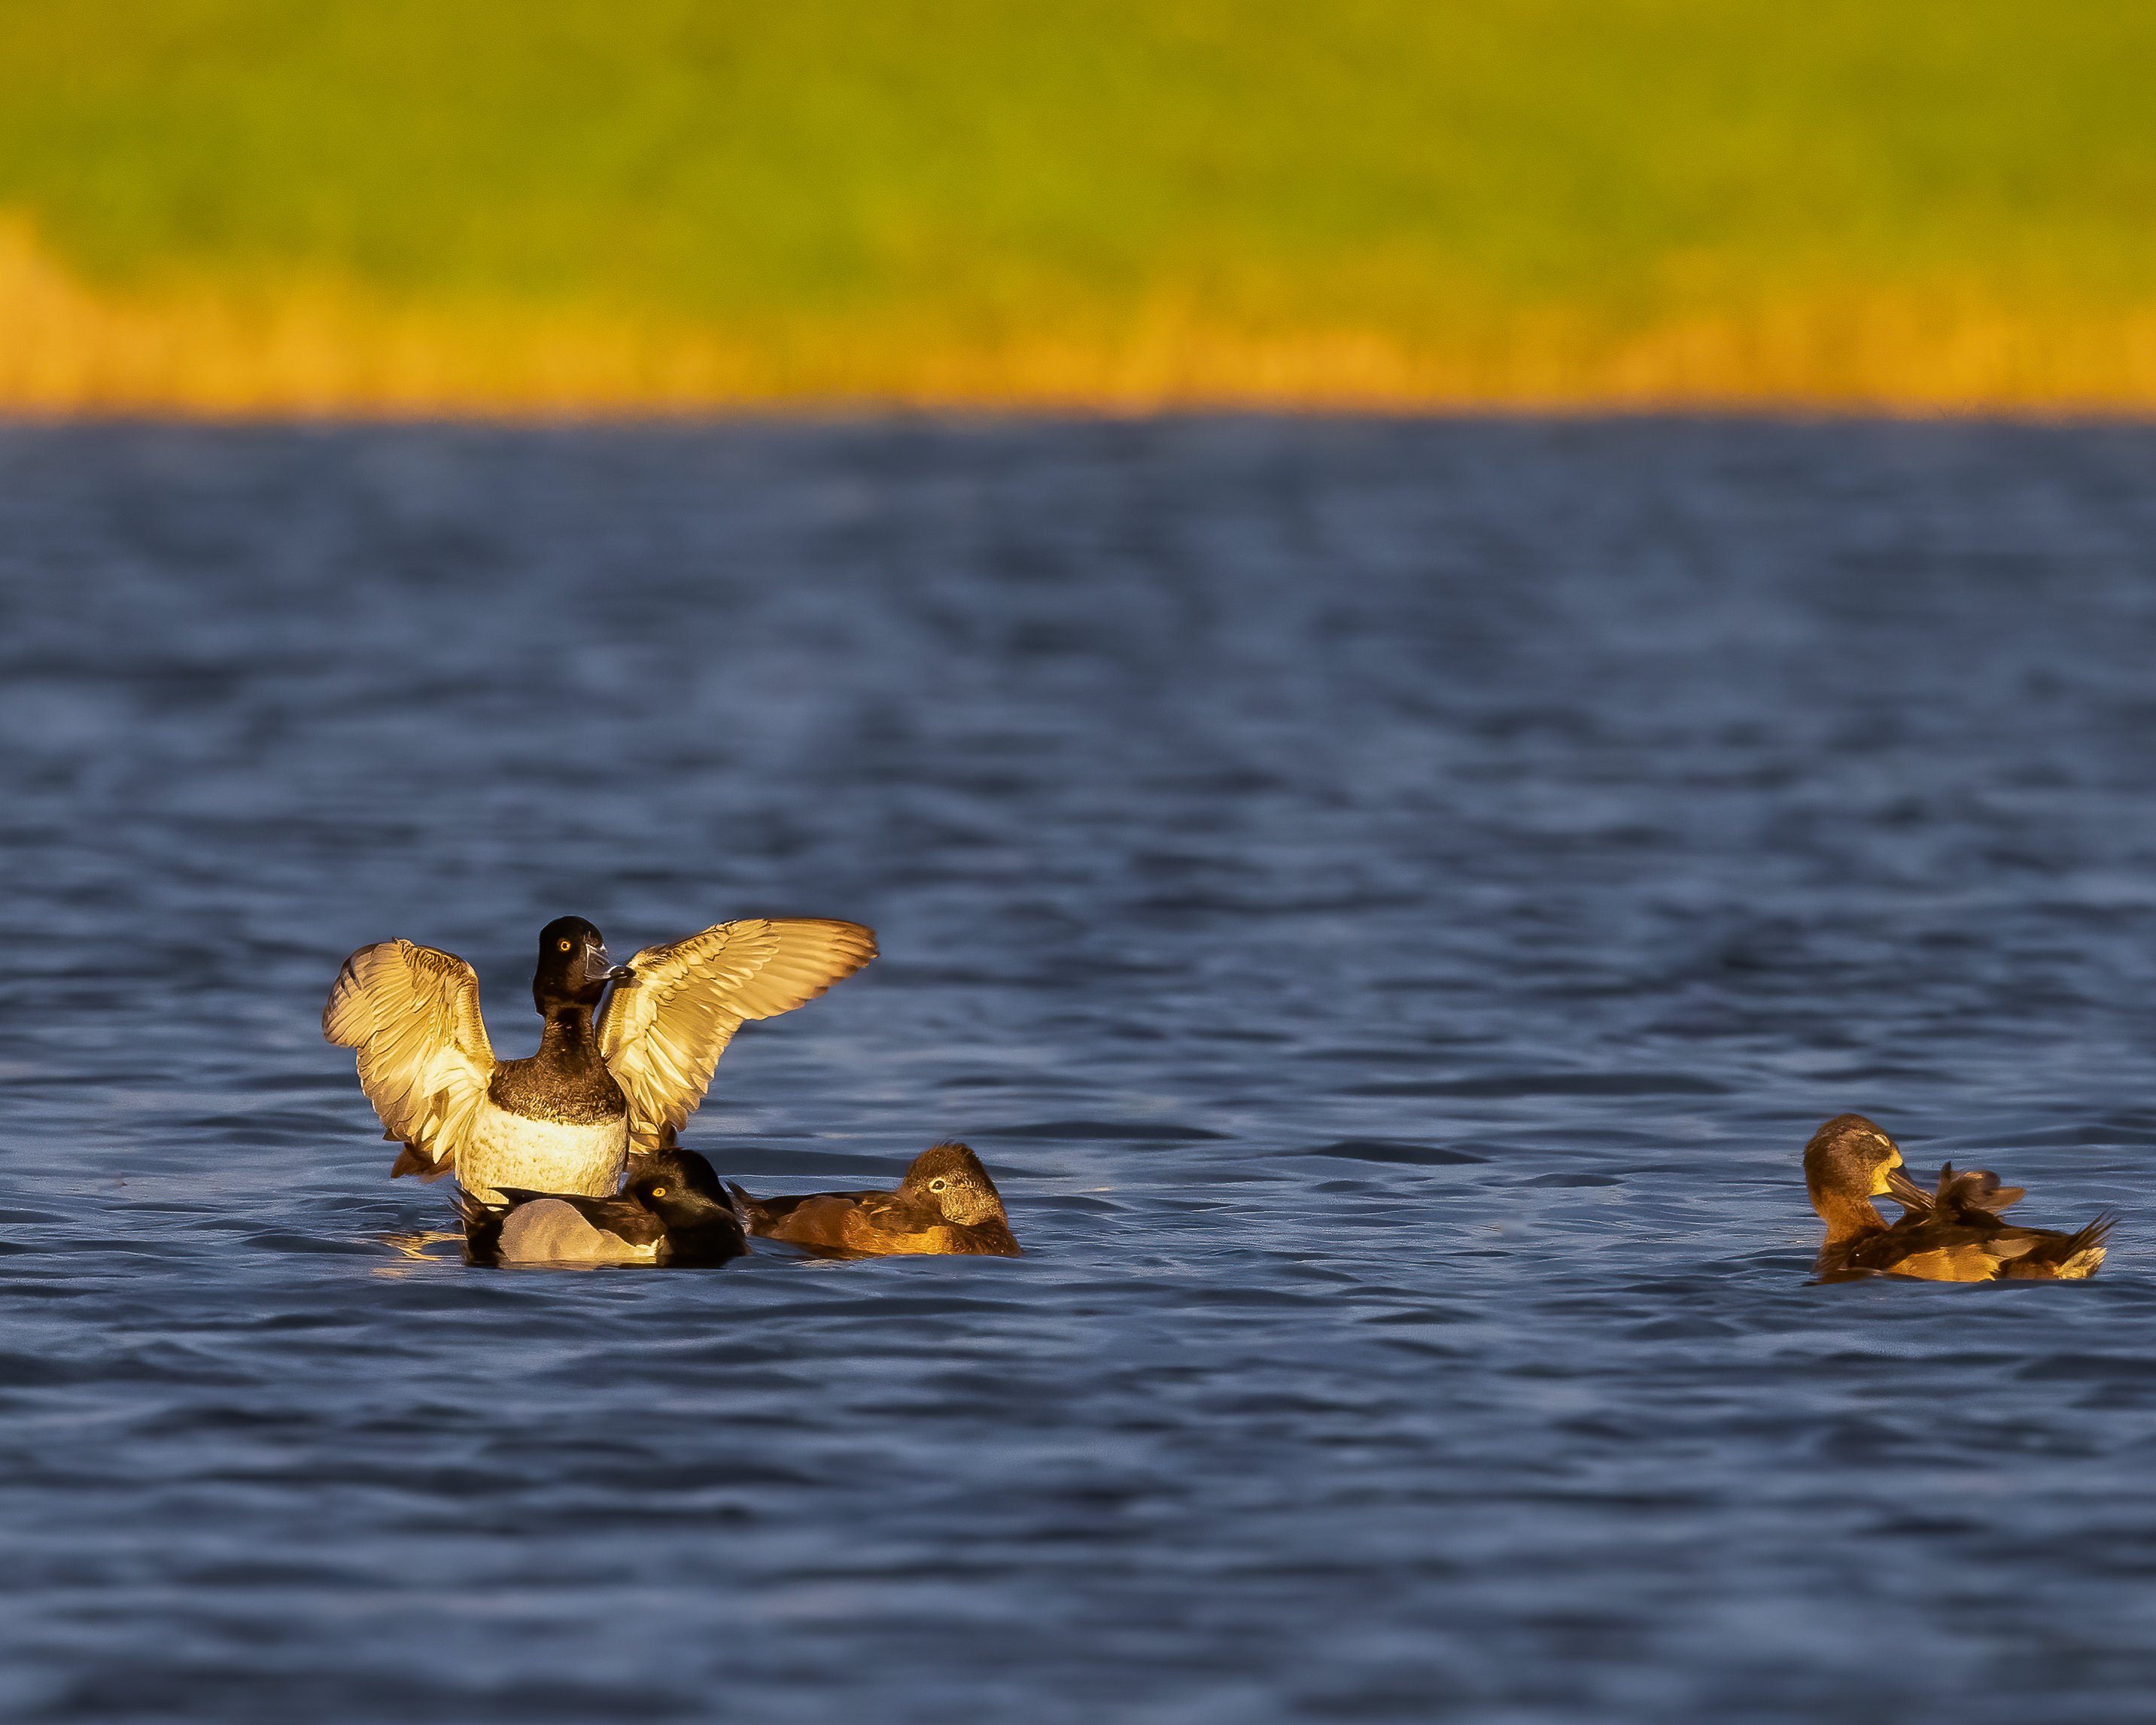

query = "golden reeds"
(5, 219), (2154, 416)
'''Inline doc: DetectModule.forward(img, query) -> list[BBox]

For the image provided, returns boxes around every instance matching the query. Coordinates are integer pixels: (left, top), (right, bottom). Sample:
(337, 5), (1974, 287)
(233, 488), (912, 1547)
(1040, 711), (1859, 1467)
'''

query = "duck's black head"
(625, 1148), (738, 1232)
(901, 1141), (1007, 1226)
(1802, 1113), (1903, 1215)
(533, 915), (628, 1014)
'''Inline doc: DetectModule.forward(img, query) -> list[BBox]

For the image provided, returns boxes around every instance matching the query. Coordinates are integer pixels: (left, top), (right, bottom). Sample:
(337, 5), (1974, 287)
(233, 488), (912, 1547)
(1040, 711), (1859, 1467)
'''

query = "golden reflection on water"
(372, 1229), (464, 1276)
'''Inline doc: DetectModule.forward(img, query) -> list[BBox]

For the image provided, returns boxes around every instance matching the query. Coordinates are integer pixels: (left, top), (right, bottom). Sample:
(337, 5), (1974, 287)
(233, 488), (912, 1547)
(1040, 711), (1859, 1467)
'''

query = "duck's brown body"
(1805, 1114), (2111, 1283)
(1819, 1212), (2112, 1282)
(731, 1142), (1020, 1258)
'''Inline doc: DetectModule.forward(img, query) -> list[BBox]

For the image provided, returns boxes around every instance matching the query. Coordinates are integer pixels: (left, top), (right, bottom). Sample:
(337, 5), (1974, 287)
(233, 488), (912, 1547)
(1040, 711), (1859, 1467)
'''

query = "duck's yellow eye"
(929, 1178), (947, 1192)
(558, 939), (573, 952)
(650, 1185), (667, 1197)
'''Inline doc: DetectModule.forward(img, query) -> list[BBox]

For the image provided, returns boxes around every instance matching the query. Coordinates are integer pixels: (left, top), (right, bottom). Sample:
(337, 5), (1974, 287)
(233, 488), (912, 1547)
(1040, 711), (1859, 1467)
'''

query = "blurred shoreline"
(7, 222), (2155, 418)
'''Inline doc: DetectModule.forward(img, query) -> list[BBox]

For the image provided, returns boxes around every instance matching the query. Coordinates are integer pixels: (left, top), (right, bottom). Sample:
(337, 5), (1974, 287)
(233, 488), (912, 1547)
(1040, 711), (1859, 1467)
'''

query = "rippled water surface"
(7, 419), (2156, 1722)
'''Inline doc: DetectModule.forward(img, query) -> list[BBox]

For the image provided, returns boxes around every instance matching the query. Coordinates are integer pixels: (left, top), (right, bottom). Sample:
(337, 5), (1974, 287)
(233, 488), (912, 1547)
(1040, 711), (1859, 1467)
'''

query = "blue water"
(5, 418), (2156, 1723)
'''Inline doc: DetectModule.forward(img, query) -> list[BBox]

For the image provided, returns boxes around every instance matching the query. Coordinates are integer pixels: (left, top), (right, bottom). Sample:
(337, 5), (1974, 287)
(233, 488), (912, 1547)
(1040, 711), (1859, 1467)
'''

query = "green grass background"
(2, 0), (2153, 339)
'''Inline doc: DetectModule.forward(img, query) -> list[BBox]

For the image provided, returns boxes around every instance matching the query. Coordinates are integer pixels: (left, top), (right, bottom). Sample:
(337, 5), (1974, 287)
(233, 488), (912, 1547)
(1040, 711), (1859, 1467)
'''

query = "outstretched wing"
(322, 940), (496, 1180)
(597, 918), (875, 1152)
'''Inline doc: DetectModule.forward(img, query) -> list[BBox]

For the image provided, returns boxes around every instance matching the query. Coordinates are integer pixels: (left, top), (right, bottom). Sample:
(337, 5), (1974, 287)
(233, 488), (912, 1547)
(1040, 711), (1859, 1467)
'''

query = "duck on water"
(1802, 1113), (2112, 1282)
(731, 1141), (1021, 1258)
(459, 1145), (749, 1267)
(324, 914), (875, 1203)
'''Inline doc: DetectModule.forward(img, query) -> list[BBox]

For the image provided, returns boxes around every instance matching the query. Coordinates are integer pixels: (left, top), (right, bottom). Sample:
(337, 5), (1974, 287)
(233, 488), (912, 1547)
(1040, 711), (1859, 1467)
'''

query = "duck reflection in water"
(1803, 1113), (2112, 1282)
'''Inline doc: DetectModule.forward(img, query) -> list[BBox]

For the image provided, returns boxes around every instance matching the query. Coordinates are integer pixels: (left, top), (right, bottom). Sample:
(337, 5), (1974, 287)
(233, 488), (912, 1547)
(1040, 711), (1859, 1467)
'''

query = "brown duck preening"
(730, 1141), (1020, 1258)
(1803, 1112), (2112, 1282)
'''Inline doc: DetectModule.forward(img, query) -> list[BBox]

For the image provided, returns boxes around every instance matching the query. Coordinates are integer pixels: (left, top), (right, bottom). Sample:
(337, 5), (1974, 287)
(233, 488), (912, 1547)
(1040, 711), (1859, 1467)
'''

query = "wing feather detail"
(596, 918), (875, 1151)
(322, 940), (496, 1179)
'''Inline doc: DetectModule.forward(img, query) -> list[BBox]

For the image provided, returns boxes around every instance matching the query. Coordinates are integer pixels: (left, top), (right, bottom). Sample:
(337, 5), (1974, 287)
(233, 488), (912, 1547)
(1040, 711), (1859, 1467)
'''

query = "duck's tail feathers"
(2053, 1212), (2116, 1279)
(451, 1185), (512, 1266)
(2004, 1212), (2115, 1279)
(725, 1182), (769, 1231)
(451, 1186), (506, 1228)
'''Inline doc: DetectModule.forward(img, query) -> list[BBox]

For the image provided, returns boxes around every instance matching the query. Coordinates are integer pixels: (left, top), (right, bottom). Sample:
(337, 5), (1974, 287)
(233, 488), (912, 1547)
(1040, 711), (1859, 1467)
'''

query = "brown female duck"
(1803, 1112), (2112, 1282)
(729, 1141), (1020, 1258)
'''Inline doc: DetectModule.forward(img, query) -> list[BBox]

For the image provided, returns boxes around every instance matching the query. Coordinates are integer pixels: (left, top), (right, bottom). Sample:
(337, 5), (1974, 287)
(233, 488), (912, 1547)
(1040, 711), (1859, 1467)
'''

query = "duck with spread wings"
(323, 914), (875, 1202)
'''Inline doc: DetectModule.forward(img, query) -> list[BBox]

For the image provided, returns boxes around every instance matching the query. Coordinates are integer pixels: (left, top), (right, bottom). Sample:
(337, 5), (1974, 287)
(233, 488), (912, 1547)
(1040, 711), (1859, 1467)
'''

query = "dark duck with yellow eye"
(324, 912), (875, 1203)
(1804, 1112), (2112, 1282)
(729, 1141), (1020, 1258)
(458, 1148), (748, 1267)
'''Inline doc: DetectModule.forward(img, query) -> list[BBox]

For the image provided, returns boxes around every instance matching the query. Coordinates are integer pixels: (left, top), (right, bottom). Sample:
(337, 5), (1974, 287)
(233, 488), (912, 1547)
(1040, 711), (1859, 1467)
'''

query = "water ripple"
(2, 419), (2155, 1721)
